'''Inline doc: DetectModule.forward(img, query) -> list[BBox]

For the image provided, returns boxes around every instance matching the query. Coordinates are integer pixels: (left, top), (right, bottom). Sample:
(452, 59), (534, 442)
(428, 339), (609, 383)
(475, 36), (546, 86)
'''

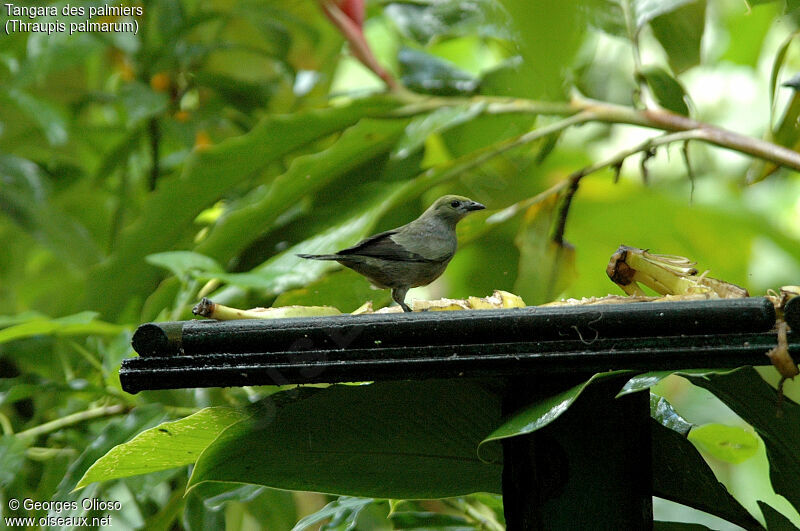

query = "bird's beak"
(466, 201), (485, 211)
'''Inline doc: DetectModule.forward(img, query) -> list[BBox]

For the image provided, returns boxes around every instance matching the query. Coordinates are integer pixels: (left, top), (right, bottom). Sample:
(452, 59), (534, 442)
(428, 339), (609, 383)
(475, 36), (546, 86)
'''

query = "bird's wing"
(336, 230), (435, 262)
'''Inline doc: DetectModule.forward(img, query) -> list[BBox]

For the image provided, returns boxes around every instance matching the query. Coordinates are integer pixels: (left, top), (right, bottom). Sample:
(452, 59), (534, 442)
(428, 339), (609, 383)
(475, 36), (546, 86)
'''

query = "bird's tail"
(297, 253), (340, 260)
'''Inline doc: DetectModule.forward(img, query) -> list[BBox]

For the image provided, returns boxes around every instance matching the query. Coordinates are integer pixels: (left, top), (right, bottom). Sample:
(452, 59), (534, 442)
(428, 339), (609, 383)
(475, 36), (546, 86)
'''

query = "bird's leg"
(392, 287), (412, 312)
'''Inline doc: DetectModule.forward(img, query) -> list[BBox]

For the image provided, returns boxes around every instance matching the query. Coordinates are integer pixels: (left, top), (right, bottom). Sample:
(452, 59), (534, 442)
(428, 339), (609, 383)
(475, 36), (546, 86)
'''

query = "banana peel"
(606, 245), (748, 298)
(192, 297), (340, 320)
(193, 290), (525, 320)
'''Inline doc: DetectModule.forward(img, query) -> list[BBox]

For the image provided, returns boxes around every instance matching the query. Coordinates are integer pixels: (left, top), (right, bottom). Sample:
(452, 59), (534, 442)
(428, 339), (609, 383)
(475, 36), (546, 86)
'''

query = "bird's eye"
(450, 200), (460, 208)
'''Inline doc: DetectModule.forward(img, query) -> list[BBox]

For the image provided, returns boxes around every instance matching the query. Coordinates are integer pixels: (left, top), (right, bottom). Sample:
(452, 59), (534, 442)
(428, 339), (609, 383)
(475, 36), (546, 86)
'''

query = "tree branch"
(394, 93), (800, 173)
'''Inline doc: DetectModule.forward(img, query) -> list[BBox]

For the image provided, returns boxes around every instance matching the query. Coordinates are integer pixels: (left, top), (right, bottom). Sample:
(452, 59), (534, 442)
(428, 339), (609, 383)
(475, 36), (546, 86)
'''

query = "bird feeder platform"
(121, 296), (800, 529)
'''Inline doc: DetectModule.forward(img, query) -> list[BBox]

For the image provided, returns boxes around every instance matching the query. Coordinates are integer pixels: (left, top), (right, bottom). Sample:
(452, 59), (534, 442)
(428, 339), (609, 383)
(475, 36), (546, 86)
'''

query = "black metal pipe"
(119, 331), (798, 393)
(132, 297), (776, 357)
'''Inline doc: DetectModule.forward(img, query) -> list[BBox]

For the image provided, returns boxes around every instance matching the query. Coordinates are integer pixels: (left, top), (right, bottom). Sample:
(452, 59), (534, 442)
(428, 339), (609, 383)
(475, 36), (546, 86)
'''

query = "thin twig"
(16, 404), (128, 441)
(551, 131), (706, 246)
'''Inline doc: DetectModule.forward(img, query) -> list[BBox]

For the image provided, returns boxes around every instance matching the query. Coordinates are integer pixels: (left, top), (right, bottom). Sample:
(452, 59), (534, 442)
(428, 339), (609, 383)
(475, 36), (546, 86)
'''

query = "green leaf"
(587, 0), (701, 39)
(195, 117), (408, 263)
(651, 419), (762, 530)
(88, 96), (400, 319)
(651, 394), (693, 436)
(399, 48), (480, 96)
(76, 407), (246, 489)
(653, 523), (712, 530)
(649, 0), (706, 74)
(58, 405), (165, 496)
(0, 87), (68, 145)
(392, 103), (486, 160)
(496, 0), (584, 98)
(118, 81), (169, 127)
(146, 251), (224, 280)
(188, 381), (502, 498)
(272, 268), (392, 313)
(389, 511), (473, 529)
(385, 0), (512, 44)
(758, 501), (798, 530)
(639, 65), (690, 116)
(479, 371), (631, 455)
(617, 369), (740, 397)
(183, 488), (226, 531)
(0, 312), (123, 345)
(0, 374), (99, 406)
(688, 424), (759, 464)
(292, 497), (378, 531)
(683, 367), (800, 513)
(513, 195), (576, 305)
(0, 435), (29, 488)
(0, 154), (104, 268)
(632, 0), (700, 31)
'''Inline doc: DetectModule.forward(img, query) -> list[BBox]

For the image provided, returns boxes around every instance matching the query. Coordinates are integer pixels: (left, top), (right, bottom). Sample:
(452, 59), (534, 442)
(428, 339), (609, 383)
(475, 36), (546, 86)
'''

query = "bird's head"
(424, 195), (485, 225)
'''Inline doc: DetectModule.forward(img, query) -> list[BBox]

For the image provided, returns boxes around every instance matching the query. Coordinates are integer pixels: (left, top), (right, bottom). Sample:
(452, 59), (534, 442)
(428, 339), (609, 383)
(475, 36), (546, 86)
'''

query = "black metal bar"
(786, 295), (800, 333)
(132, 298), (776, 357)
(119, 331), (799, 393)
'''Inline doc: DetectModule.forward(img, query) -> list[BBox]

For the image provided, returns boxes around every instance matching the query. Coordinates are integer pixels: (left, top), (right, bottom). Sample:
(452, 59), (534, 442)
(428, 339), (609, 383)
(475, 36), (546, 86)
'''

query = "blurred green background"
(2, 0), (800, 528)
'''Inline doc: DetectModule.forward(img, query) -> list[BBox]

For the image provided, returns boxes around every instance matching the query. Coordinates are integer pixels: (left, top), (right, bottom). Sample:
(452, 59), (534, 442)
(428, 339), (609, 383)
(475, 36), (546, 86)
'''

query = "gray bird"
(298, 195), (485, 312)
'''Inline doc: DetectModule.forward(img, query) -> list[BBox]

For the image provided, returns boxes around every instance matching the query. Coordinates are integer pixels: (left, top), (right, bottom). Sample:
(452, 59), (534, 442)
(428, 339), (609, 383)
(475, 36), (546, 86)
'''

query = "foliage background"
(2, 0), (800, 529)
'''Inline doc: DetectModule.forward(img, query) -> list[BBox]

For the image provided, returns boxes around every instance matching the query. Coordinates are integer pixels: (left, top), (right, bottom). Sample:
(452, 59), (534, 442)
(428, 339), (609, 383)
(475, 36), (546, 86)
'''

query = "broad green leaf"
(478, 371), (630, 456)
(496, 0), (584, 98)
(195, 118), (408, 263)
(0, 312), (123, 344)
(651, 419), (762, 530)
(0, 435), (29, 488)
(189, 381), (503, 498)
(398, 48), (480, 96)
(639, 65), (690, 116)
(0, 154), (104, 268)
(513, 195), (577, 305)
(651, 394), (693, 436)
(650, 0), (706, 74)
(0, 87), (68, 145)
(273, 268), (392, 313)
(76, 407), (246, 489)
(684, 367), (800, 513)
(688, 424), (759, 464)
(39, 405), (165, 530)
(55, 404), (165, 498)
(392, 103), (486, 160)
(88, 97), (400, 318)
(146, 251), (224, 280)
